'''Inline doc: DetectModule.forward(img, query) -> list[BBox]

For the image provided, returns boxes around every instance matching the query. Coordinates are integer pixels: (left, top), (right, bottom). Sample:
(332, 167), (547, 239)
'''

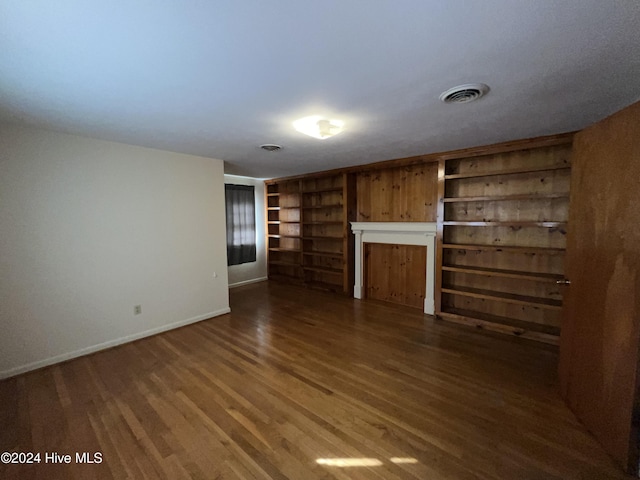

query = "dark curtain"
(225, 184), (257, 266)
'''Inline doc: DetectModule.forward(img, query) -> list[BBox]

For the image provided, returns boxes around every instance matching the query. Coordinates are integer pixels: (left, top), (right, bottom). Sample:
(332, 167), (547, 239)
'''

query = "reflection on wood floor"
(0, 281), (628, 479)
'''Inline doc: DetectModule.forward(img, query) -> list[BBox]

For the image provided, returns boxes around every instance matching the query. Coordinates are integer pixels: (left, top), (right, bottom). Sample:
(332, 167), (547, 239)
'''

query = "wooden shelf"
(436, 141), (572, 344)
(442, 244), (565, 255)
(302, 266), (343, 275)
(302, 204), (343, 209)
(302, 251), (343, 259)
(442, 265), (563, 282)
(301, 236), (343, 241)
(302, 187), (343, 194)
(302, 221), (343, 225)
(438, 308), (560, 341)
(443, 221), (567, 228)
(269, 260), (301, 268)
(441, 285), (562, 310)
(267, 172), (360, 296)
(266, 193), (280, 197)
(444, 164), (570, 180)
(443, 193), (569, 203)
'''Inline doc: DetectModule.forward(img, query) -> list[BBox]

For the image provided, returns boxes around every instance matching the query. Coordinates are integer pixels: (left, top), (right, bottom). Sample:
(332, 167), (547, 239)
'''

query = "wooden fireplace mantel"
(350, 222), (437, 314)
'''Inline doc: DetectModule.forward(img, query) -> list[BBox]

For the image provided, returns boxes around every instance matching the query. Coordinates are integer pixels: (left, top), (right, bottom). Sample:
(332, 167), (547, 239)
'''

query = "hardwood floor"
(0, 281), (630, 479)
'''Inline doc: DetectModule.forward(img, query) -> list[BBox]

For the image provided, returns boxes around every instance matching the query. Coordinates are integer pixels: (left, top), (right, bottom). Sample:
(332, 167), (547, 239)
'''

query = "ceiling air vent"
(259, 144), (283, 152)
(439, 83), (490, 104)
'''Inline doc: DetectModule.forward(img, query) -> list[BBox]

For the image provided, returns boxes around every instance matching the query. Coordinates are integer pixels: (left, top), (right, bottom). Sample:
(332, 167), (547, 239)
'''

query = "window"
(225, 184), (256, 266)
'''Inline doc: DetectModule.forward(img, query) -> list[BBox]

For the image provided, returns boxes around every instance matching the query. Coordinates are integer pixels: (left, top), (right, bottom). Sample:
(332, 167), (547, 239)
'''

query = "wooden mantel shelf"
(351, 222), (437, 234)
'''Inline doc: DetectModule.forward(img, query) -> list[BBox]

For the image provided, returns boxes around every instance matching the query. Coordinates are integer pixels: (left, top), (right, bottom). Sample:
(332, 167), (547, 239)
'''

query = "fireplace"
(350, 222), (437, 314)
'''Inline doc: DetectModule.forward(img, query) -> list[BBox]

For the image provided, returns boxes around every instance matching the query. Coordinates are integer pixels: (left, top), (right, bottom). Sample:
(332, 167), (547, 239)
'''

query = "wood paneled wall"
(364, 243), (427, 309)
(559, 100), (640, 473)
(356, 163), (436, 309)
(356, 163), (438, 222)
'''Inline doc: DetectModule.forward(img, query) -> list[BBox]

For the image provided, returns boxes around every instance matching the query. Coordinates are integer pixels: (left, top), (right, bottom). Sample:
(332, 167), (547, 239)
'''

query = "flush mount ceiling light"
(259, 144), (283, 152)
(293, 115), (345, 140)
(439, 83), (490, 104)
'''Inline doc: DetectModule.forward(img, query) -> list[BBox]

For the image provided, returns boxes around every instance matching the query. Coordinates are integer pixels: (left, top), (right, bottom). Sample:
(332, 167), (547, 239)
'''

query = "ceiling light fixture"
(293, 115), (345, 140)
(259, 144), (283, 152)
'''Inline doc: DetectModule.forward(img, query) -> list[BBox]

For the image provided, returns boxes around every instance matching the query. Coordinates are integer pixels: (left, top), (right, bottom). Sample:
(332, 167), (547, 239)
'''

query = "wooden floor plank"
(0, 281), (629, 479)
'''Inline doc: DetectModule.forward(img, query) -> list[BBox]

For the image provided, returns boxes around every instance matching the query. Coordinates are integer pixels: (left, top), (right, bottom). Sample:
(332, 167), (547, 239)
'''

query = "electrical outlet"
(134, 305), (142, 315)
(213, 271), (218, 278)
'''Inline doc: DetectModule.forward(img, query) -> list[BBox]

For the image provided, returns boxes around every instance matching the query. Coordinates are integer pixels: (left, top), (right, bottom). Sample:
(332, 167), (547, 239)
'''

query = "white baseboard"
(0, 307), (231, 380)
(229, 276), (268, 289)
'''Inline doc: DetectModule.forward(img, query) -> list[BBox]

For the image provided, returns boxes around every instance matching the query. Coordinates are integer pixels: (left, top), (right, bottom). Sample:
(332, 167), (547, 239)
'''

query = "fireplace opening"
(351, 222), (437, 315)
(364, 243), (427, 309)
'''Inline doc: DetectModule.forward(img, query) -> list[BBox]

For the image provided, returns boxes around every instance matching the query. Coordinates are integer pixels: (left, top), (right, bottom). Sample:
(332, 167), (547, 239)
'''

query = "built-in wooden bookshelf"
(265, 181), (303, 284)
(265, 133), (574, 344)
(265, 173), (356, 294)
(436, 141), (573, 345)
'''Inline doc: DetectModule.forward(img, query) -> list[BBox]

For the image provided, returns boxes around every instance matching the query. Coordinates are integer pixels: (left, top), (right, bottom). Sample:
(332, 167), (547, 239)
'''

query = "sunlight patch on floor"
(390, 457), (419, 464)
(316, 457), (418, 468)
(316, 458), (383, 467)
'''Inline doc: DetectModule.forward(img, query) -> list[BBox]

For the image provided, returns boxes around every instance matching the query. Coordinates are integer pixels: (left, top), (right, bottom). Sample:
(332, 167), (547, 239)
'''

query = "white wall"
(223, 174), (267, 288)
(0, 124), (230, 378)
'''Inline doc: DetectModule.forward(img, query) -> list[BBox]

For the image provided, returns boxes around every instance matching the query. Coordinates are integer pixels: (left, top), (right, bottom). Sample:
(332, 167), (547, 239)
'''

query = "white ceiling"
(1, 2), (639, 178)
